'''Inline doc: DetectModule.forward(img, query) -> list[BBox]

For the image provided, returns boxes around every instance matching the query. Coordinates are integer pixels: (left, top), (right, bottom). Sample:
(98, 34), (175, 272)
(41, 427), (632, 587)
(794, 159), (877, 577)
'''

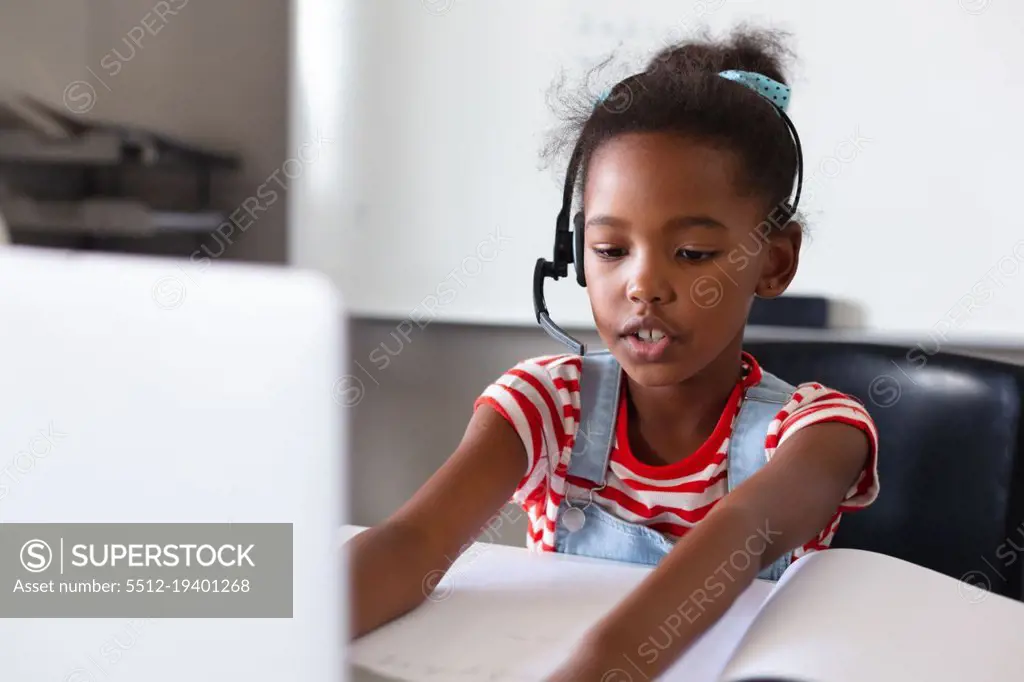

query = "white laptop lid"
(0, 246), (346, 681)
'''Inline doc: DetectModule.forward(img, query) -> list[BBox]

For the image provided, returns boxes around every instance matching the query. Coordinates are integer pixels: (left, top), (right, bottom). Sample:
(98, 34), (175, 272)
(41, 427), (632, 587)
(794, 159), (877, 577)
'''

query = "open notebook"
(343, 527), (1024, 681)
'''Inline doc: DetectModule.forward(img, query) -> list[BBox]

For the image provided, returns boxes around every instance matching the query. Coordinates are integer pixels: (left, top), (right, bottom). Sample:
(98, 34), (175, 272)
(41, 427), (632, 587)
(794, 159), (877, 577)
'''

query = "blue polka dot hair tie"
(718, 69), (791, 112)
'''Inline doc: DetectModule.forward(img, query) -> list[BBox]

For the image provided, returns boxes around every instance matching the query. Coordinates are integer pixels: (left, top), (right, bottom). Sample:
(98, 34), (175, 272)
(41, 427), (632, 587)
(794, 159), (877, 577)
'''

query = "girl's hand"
(548, 420), (872, 680)
(348, 405), (527, 639)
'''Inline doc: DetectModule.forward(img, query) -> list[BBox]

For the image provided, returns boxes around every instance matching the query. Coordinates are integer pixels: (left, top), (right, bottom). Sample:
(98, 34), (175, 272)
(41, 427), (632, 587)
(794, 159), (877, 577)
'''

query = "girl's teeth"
(635, 329), (666, 342)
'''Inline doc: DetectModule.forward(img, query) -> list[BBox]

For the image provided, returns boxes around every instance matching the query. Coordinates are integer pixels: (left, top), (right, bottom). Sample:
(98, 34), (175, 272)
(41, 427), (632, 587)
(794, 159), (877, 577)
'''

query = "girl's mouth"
(631, 329), (667, 343)
(623, 332), (673, 361)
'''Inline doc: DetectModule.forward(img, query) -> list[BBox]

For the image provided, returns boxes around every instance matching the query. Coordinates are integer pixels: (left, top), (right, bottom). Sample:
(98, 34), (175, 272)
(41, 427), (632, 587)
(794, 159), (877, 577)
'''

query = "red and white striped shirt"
(474, 352), (879, 561)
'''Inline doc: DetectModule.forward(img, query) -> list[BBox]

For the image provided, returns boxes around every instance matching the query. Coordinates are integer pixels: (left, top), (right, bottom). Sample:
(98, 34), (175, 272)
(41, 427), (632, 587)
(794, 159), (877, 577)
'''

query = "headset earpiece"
(572, 212), (586, 287)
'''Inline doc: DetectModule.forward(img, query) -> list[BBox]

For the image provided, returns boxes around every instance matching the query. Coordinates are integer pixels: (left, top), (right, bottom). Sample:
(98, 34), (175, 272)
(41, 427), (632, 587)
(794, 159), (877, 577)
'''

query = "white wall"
(0, 0), (292, 263)
(288, 0), (357, 279)
(294, 0), (1024, 346)
(0, 1), (92, 97)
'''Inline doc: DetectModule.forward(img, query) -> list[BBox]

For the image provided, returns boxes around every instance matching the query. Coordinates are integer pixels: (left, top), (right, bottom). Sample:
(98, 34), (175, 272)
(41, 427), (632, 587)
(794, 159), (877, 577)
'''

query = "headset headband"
(533, 69), (804, 355)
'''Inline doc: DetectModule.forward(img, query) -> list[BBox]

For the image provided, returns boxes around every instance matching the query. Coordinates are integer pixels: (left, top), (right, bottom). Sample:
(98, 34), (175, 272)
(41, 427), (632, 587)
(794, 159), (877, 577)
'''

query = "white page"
(342, 526), (777, 681)
(721, 548), (1024, 682)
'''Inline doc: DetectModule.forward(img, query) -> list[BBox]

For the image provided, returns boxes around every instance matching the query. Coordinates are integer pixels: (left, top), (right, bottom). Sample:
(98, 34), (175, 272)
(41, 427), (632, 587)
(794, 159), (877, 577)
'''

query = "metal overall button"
(562, 484), (605, 533)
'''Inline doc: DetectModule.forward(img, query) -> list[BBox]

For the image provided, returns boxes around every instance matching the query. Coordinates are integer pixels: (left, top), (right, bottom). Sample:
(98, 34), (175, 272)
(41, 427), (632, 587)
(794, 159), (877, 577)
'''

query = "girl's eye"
(593, 247), (626, 259)
(678, 249), (717, 262)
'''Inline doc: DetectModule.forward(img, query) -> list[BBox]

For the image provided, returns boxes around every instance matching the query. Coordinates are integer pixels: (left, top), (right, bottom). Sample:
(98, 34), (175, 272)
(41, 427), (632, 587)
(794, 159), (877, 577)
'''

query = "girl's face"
(582, 131), (800, 387)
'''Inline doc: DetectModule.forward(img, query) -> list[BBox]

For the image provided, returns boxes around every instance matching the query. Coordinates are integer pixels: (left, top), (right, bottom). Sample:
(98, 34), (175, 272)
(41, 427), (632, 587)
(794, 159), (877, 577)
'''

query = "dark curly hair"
(542, 25), (800, 222)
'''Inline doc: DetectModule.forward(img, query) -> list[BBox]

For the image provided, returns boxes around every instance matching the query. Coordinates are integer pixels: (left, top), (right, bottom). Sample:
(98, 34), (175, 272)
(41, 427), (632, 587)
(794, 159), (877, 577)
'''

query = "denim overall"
(552, 350), (796, 581)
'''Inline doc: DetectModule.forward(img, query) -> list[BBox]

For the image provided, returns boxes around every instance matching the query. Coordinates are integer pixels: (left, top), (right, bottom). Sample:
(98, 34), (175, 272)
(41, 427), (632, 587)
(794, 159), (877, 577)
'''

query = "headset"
(532, 72), (805, 356)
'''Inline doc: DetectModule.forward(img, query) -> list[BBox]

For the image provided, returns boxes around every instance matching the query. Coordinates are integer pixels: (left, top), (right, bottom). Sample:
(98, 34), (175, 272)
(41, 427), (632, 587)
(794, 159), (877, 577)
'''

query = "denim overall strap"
(728, 369), (798, 581)
(555, 350), (677, 565)
(565, 350), (622, 485)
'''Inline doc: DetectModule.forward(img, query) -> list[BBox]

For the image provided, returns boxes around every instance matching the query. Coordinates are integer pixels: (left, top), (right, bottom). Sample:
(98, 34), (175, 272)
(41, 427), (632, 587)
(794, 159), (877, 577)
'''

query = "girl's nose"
(626, 257), (675, 305)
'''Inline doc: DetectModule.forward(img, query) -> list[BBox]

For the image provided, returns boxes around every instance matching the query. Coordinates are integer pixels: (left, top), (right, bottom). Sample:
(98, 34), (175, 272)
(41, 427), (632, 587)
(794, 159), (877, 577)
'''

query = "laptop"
(0, 246), (347, 681)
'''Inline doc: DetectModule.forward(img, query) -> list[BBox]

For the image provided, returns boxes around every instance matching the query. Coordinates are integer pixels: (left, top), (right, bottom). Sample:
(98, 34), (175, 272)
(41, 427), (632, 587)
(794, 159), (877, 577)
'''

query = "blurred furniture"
(743, 340), (1024, 601)
(0, 94), (239, 252)
(0, 202), (9, 245)
(748, 294), (830, 329)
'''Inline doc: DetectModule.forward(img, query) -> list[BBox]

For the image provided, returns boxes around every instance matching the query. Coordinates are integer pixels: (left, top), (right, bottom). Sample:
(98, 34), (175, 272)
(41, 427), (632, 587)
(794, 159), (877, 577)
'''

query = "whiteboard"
(291, 0), (1024, 340)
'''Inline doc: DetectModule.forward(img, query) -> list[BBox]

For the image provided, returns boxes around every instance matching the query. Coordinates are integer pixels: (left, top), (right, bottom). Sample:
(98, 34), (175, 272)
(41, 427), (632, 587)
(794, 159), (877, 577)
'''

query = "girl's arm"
(347, 404), (527, 639)
(545, 421), (871, 681)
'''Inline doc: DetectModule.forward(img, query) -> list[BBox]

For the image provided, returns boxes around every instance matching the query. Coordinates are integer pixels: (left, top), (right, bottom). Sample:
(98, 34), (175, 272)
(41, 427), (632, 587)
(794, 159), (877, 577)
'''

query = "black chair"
(743, 340), (1024, 601)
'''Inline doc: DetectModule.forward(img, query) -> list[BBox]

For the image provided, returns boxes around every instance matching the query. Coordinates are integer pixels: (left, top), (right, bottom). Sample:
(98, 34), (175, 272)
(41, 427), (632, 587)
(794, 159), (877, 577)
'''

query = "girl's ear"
(755, 222), (802, 298)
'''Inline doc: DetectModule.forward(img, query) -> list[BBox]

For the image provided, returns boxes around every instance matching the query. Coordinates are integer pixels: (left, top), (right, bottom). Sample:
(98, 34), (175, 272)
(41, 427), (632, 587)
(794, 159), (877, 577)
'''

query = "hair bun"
(643, 25), (794, 86)
(539, 23), (800, 226)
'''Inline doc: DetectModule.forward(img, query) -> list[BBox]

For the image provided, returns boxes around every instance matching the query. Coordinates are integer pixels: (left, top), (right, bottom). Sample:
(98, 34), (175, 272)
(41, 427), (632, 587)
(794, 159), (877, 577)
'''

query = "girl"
(348, 26), (879, 681)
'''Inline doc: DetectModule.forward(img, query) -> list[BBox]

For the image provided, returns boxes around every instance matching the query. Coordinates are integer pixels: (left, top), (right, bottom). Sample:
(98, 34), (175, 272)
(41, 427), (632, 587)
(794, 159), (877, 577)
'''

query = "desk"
(340, 525), (776, 682)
